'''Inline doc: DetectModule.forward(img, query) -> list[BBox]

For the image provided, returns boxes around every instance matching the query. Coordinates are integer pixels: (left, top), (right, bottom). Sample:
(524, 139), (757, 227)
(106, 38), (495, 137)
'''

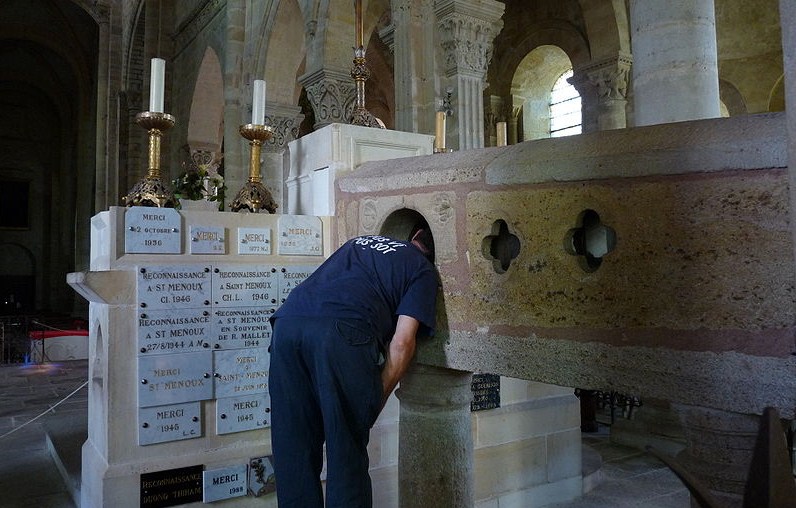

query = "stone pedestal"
(397, 365), (474, 508)
(285, 123), (434, 216)
(68, 207), (329, 508)
(672, 404), (761, 507)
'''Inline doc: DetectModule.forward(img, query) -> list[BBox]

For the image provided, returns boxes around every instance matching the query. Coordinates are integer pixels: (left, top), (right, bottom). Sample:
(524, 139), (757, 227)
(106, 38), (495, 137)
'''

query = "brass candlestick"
(122, 111), (178, 207)
(349, 0), (383, 128)
(230, 124), (278, 213)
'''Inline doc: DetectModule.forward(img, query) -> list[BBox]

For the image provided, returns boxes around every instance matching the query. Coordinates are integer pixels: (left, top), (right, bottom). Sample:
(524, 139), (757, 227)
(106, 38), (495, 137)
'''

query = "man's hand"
(380, 315), (419, 409)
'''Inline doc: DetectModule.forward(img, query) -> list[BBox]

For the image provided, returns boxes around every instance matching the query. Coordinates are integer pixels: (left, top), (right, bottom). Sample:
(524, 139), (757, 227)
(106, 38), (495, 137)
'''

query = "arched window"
(549, 69), (581, 137)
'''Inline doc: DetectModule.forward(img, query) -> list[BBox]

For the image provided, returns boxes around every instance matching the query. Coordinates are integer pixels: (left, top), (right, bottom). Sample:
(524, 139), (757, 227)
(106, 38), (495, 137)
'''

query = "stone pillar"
(263, 104), (303, 211)
(436, 0), (504, 151)
(508, 104), (520, 144)
(571, 54), (632, 133)
(672, 404), (761, 507)
(484, 95), (506, 146)
(391, 0), (437, 134)
(781, 0), (796, 277)
(299, 67), (355, 129)
(397, 365), (473, 508)
(222, 0), (247, 201)
(630, 0), (721, 126)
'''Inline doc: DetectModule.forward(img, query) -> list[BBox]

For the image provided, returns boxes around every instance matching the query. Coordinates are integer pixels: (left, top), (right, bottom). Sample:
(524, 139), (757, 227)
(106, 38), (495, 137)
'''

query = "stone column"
(391, 0), (437, 134)
(299, 67), (355, 129)
(436, 0), (504, 150)
(672, 404), (761, 507)
(781, 1), (796, 477)
(508, 104), (520, 144)
(484, 95), (505, 146)
(630, 0), (721, 126)
(397, 365), (473, 508)
(571, 54), (632, 133)
(222, 0), (247, 200)
(781, 0), (796, 278)
(263, 104), (303, 211)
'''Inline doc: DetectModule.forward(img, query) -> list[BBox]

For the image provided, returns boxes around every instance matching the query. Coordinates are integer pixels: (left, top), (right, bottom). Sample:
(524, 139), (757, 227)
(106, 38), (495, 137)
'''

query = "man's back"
(273, 235), (437, 346)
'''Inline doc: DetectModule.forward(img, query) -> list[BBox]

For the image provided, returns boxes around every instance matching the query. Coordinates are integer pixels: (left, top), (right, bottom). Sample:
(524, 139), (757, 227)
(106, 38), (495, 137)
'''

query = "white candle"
(149, 58), (165, 113)
(434, 111), (446, 150)
(252, 79), (266, 125)
(496, 121), (507, 147)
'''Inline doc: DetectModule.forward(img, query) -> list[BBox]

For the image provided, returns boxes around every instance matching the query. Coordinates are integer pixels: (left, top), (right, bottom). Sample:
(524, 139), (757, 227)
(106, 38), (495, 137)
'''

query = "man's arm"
(380, 314), (419, 409)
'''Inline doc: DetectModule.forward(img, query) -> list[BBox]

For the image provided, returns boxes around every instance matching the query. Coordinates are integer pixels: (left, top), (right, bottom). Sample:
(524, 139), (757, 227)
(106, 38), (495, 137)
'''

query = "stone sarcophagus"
(335, 112), (795, 420)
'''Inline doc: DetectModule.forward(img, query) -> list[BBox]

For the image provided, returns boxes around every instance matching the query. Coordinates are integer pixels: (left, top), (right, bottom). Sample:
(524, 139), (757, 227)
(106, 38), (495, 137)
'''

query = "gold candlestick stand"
(122, 111), (178, 207)
(350, 47), (383, 128)
(229, 124), (278, 213)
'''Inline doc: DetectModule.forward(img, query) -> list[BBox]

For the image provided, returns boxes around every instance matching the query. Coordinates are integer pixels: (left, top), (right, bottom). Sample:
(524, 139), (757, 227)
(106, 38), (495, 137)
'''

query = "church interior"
(0, 0), (795, 507)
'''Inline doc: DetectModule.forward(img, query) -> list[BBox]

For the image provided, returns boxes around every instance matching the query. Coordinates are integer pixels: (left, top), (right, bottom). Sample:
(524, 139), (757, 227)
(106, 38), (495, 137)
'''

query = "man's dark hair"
(408, 222), (435, 262)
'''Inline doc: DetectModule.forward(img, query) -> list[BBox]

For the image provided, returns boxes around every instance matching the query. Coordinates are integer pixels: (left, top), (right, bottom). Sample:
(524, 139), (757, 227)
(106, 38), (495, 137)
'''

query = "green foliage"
(172, 168), (227, 210)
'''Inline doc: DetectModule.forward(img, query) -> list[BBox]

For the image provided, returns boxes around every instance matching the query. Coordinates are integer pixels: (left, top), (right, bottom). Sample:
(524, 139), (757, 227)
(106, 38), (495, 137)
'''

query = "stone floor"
(0, 359), (689, 508)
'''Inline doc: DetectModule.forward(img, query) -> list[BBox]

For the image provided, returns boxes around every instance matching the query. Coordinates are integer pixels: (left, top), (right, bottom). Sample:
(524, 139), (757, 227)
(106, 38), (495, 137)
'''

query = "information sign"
(137, 265), (212, 310)
(278, 215), (322, 255)
(216, 393), (271, 434)
(125, 207), (182, 254)
(138, 309), (212, 355)
(138, 402), (202, 445)
(237, 227), (271, 255)
(189, 225), (226, 254)
(213, 347), (269, 398)
(138, 351), (213, 407)
(471, 373), (501, 412)
(212, 307), (274, 350)
(202, 465), (248, 503)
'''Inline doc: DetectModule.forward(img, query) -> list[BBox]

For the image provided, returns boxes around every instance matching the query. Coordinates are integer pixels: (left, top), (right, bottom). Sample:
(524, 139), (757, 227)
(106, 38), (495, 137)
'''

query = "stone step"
(44, 413), (87, 507)
(581, 443), (603, 494)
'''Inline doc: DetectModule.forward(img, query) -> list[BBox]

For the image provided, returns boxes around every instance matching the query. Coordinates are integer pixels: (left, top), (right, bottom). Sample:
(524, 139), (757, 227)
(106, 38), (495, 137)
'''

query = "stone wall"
(336, 112), (796, 419)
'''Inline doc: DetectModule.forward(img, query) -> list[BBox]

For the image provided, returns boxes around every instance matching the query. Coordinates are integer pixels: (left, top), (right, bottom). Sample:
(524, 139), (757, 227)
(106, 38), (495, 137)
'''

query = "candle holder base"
(122, 176), (178, 208)
(351, 106), (384, 128)
(229, 181), (278, 214)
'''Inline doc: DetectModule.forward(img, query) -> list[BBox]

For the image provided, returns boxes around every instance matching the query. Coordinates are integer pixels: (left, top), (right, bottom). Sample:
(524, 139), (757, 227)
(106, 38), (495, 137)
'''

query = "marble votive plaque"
(277, 265), (318, 304)
(212, 264), (279, 307)
(189, 225), (226, 254)
(278, 215), (322, 255)
(237, 227), (272, 255)
(202, 464), (248, 503)
(138, 402), (202, 445)
(213, 347), (269, 398)
(216, 393), (271, 434)
(125, 206), (182, 254)
(138, 309), (212, 355)
(138, 265), (212, 310)
(138, 351), (213, 407)
(212, 307), (274, 350)
(140, 465), (203, 508)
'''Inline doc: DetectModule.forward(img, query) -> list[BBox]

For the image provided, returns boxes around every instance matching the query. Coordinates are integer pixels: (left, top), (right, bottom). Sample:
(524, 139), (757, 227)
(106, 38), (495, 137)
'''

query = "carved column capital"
(571, 54), (633, 132)
(571, 55), (632, 100)
(581, 54), (633, 101)
(435, 0), (504, 79)
(264, 104), (304, 152)
(299, 68), (356, 128)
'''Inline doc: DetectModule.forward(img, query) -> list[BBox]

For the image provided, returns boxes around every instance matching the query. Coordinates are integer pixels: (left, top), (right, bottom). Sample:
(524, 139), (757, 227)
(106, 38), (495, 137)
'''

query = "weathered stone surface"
(337, 113), (796, 418)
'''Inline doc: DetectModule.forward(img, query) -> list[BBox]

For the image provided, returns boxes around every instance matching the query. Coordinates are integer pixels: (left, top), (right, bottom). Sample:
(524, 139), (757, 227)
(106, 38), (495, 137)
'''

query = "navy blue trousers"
(269, 316), (383, 508)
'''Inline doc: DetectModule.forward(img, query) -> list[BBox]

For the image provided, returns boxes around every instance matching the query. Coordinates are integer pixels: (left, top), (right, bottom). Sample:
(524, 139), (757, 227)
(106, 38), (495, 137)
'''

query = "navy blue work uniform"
(269, 235), (437, 508)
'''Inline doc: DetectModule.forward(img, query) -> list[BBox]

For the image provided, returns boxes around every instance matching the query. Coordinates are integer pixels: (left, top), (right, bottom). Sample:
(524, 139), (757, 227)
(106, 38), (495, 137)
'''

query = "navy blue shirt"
(272, 235), (438, 348)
